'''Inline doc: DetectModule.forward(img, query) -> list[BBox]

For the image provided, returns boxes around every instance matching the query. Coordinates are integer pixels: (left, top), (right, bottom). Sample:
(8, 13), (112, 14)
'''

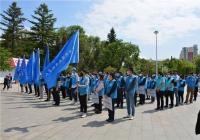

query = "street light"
(154, 30), (159, 76)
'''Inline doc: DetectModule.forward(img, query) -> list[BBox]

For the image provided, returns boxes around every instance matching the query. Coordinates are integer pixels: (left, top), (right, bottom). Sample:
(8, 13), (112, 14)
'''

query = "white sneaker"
(81, 113), (87, 118)
(123, 115), (130, 118)
(129, 116), (134, 120)
(79, 112), (83, 116)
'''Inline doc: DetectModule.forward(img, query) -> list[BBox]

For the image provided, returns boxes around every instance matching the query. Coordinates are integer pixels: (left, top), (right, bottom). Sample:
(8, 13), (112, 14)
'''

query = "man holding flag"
(42, 31), (79, 106)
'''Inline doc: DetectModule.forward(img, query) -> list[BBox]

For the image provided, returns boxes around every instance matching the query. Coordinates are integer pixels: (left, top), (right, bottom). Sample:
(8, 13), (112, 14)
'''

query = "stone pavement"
(0, 83), (200, 140)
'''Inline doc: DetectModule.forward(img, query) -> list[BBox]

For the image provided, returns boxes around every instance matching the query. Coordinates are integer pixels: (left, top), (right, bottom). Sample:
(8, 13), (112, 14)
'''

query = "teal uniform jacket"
(165, 77), (174, 92)
(178, 79), (185, 92)
(65, 77), (72, 89)
(95, 80), (104, 96)
(105, 79), (117, 99)
(78, 76), (89, 95)
(125, 75), (137, 94)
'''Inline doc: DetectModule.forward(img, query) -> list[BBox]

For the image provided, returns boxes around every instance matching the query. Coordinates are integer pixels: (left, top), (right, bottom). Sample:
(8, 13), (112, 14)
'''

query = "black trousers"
(194, 87), (198, 101)
(52, 89), (60, 105)
(139, 94), (145, 105)
(79, 94), (87, 113)
(94, 96), (103, 112)
(165, 91), (174, 107)
(3, 83), (9, 90)
(157, 91), (164, 109)
(20, 84), (24, 92)
(134, 93), (137, 106)
(25, 85), (28, 93)
(71, 88), (77, 102)
(46, 90), (51, 101)
(66, 88), (72, 100)
(61, 86), (66, 99)
(117, 88), (124, 107)
(28, 84), (32, 93)
(108, 99), (115, 120)
(34, 84), (37, 95)
(178, 91), (184, 103)
(36, 86), (40, 96)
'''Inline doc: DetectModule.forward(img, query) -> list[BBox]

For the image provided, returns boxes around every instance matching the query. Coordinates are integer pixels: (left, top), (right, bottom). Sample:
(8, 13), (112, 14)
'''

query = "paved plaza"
(1, 84), (200, 140)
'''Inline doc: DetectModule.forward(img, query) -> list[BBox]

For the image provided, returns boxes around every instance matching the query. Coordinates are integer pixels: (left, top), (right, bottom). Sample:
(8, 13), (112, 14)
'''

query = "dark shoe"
(155, 108), (160, 110)
(107, 119), (114, 122)
(95, 111), (101, 114)
(106, 118), (110, 121)
(160, 108), (164, 110)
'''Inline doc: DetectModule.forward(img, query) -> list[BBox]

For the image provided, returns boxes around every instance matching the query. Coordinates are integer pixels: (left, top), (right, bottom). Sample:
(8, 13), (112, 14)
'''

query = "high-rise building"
(179, 44), (198, 61)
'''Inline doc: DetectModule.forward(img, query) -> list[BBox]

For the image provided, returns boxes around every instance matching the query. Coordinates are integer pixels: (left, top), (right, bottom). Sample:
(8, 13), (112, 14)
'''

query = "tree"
(100, 40), (140, 71)
(194, 55), (200, 74)
(107, 27), (116, 43)
(0, 47), (12, 71)
(0, 2), (25, 49)
(29, 3), (56, 48)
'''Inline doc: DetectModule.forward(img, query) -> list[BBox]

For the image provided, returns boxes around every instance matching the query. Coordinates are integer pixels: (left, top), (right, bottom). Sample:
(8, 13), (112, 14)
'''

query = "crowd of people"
(10, 67), (200, 123)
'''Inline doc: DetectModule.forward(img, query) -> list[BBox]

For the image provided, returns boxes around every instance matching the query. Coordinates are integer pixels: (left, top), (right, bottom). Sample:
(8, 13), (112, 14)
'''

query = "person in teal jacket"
(94, 74), (104, 114)
(104, 73), (117, 122)
(124, 68), (137, 120)
(165, 76), (175, 108)
(65, 73), (72, 100)
(78, 71), (89, 118)
(156, 73), (166, 110)
(178, 76), (185, 104)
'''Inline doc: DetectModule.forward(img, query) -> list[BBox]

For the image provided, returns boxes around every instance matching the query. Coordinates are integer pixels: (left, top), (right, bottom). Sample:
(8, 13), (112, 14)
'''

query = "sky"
(1, 0), (200, 60)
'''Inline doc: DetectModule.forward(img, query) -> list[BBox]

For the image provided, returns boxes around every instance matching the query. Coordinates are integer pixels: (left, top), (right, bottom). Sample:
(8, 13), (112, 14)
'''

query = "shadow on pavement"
(142, 109), (159, 114)
(82, 118), (129, 127)
(52, 115), (80, 122)
(4, 125), (40, 133)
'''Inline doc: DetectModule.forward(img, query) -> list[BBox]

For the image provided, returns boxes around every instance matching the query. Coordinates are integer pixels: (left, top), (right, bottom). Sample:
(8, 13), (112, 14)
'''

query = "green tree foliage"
(194, 55), (200, 74)
(161, 58), (196, 76)
(0, 47), (12, 71)
(0, 2), (25, 49)
(100, 41), (139, 71)
(107, 27), (117, 43)
(29, 3), (56, 49)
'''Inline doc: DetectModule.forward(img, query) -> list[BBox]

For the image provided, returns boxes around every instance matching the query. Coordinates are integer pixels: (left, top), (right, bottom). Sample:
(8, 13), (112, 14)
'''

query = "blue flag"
(43, 46), (50, 72)
(70, 34), (79, 64)
(13, 58), (21, 81)
(43, 31), (79, 89)
(19, 56), (28, 84)
(34, 48), (40, 86)
(26, 51), (35, 84)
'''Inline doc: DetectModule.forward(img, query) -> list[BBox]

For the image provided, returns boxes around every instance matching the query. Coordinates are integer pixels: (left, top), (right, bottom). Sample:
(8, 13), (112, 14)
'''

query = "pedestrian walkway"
(1, 84), (200, 140)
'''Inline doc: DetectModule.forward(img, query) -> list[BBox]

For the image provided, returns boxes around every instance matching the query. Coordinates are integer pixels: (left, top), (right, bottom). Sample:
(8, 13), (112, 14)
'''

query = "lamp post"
(154, 30), (159, 76)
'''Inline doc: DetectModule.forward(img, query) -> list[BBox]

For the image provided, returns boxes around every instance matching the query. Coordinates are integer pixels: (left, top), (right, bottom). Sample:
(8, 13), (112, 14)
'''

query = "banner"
(91, 93), (99, 104)
(103, 96), (113, 111)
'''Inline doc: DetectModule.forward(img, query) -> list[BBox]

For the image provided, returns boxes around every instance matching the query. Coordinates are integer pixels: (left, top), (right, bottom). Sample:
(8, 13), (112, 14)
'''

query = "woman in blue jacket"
(78, 71), (89, 118)
(94, 74), (104, 114)
(104, 73), (117, 122)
